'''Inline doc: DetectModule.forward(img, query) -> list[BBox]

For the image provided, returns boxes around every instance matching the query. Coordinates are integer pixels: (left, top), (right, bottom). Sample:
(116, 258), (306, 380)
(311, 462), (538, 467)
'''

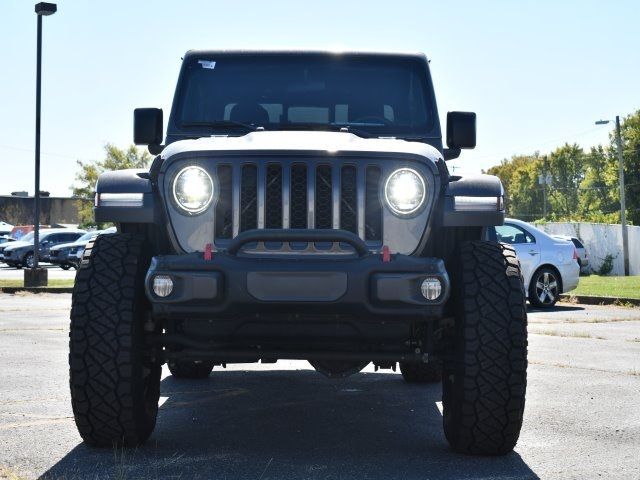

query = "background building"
(0, 193), (90, 226)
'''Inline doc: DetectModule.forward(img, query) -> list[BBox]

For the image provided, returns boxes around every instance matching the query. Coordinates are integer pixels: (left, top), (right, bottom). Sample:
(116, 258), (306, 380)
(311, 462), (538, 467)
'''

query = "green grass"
(572, 275), (640, 299)
(0, 279), (75, 288)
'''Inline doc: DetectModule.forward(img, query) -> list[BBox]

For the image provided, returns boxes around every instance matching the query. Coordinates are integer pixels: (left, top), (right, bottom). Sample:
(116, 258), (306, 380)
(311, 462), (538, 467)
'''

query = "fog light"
(421, 277), (442, 301)
(153, 275), (173, 298)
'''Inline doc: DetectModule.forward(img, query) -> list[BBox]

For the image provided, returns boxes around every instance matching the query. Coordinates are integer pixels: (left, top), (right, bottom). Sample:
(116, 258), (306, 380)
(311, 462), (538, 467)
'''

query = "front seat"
(229, 103), (270, 126)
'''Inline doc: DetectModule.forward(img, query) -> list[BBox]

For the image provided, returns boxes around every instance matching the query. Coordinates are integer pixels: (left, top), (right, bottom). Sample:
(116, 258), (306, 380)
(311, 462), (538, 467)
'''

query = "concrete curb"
(560, 294), (640, 306)
(0, 287), (74, 294)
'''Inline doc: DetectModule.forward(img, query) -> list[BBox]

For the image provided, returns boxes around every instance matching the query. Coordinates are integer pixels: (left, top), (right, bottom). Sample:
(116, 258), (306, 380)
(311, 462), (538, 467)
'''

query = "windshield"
(19, 232), (35, 242)
(174, 54), (434, 138)
(77, 232), (97, 242)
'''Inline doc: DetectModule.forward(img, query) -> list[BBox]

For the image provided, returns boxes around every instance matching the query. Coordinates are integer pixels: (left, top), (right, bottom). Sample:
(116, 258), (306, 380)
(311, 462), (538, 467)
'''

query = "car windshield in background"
(77, 232), (97, 242)
(176, 55), (434, 138)
(19, 232), (35, 242)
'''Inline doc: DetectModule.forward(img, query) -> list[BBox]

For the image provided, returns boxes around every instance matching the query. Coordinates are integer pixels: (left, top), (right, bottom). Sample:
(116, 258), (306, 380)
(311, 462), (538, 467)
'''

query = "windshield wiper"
(181, 120), (259, 132)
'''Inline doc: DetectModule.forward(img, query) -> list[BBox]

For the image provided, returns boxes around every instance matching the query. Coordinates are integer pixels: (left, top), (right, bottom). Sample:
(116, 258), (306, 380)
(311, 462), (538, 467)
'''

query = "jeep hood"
(161, 131), (443, 162)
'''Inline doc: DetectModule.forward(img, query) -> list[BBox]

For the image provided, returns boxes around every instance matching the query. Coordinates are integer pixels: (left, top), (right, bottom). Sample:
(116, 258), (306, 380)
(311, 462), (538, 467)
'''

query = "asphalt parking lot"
(0, 294), (639, 480)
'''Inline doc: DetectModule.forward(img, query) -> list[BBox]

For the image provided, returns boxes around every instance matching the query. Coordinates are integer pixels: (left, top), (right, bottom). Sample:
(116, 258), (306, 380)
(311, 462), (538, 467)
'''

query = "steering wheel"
(350, 116), (393, 126)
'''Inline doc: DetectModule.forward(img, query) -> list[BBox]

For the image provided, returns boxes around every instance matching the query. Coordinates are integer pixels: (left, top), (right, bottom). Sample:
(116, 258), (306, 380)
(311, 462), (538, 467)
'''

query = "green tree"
(545, 144), (585, 220)
(72, 144), (151, 227)
(616, 110), (640, 225)
(487, 153), (543, 220)
(485, 110), (640, 225)
(577, 145), (619, 223)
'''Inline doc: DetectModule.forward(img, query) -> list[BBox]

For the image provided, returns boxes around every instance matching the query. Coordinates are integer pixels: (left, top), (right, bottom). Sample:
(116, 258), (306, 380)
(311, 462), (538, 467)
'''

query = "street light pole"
(33, 11), (43, 270)
(595, 116), (630, 276)
(26, 2), (56, 288)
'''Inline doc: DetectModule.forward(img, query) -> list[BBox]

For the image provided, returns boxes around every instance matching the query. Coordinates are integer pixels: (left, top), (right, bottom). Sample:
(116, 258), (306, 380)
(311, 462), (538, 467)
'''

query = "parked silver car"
(486, 218), (580, 308)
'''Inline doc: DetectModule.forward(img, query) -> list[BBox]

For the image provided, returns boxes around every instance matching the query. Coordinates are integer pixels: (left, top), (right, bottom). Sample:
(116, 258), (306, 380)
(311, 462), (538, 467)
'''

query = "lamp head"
(35, 2), (57, 16)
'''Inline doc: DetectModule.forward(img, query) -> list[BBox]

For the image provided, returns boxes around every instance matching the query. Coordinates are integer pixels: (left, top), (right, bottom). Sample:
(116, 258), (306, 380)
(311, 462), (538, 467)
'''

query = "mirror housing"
(134, 108), (163, 152)
(446, 111), (476, 150)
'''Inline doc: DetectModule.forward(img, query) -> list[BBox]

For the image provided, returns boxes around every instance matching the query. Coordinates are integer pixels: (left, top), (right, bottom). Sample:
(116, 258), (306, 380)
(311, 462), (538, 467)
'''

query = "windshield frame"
(167, 51), (441, 144)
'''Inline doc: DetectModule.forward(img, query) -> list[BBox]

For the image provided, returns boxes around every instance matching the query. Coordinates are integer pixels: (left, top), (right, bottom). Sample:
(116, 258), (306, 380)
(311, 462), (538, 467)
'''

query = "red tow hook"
(204, 243), (213, 261)
(382, 245), (391, 263)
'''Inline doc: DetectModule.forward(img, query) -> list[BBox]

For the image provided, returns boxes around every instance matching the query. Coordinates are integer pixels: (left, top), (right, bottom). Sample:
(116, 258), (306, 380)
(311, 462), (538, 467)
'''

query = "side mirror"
(446, 111), (476, 150)
(134, 108), (163, 153)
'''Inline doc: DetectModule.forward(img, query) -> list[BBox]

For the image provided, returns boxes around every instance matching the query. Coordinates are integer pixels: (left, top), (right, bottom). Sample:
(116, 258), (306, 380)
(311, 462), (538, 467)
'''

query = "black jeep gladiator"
(69, 51), (527, 455)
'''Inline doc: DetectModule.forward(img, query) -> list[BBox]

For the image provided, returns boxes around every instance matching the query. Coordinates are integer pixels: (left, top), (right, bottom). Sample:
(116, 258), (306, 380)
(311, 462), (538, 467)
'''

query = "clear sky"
(1, 0), (639, 196)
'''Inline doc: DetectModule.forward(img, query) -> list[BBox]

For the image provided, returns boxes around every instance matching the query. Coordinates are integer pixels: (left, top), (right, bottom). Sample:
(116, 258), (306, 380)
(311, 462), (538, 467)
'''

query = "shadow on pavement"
(41, 369), (538, 480)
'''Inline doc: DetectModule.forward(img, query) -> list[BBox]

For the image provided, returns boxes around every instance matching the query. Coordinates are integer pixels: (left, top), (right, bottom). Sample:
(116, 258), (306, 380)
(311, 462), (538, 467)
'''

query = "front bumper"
(2, 252), (17, 265)
(48, 252), (71, 266)
(145, 248), (450, 320)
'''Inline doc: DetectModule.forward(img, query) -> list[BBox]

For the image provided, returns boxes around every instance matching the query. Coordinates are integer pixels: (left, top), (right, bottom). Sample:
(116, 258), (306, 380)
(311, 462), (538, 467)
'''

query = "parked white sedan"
(486, 218), (580, 308)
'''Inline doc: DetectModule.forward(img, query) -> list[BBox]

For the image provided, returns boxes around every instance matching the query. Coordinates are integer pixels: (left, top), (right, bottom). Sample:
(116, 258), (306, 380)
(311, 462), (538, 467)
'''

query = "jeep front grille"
(213, 162), (383, 244)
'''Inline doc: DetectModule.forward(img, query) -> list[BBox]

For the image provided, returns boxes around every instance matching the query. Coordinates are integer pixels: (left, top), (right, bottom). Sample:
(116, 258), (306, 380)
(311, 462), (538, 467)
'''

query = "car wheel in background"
(60, 264), (71, 270)
(23, 252), (34, 269)
(528, 267), (560, 308)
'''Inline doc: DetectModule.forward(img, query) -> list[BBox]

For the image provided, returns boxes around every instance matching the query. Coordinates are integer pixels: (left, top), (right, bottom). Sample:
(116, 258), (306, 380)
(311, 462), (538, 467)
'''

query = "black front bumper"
(146, 247), (450, 321)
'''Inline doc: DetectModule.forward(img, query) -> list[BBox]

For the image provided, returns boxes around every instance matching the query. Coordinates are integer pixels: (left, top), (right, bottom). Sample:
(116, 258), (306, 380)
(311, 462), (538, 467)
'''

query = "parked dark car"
(49, 231), (100, 270)
(2, 229), (85, 268)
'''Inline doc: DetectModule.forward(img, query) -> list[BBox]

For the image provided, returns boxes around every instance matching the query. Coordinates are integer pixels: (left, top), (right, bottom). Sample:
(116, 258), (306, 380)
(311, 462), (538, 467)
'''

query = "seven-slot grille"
(214, 162), (383, 244)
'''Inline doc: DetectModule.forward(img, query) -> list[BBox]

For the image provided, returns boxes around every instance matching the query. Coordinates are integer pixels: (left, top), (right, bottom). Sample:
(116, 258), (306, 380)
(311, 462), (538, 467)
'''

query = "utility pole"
(595, 115), (630, 276)
(614, 115), (630, 276)
(539, 155), (550, 219)
(543, 156), (547, 218)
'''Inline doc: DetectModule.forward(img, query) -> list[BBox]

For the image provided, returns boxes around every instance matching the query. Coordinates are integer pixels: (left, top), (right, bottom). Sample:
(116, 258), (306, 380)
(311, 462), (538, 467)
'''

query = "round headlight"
(384, 168), (426, 215)
(172, 166), (214, 214)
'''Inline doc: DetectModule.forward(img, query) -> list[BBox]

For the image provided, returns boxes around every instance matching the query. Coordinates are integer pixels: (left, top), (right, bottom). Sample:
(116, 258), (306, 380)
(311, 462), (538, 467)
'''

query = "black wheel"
(528, 267), (560, 308)
(443, 241), (527, 455)
(60, 264), (71, 270)
(168, 360), (214, 379)
(69, 233), (161, 447)
(399, 362), (441, 383)
(23, 252), (34, 268)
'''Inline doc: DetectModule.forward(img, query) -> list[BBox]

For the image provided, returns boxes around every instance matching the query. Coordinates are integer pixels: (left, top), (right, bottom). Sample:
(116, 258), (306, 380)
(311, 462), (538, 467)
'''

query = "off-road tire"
(442, 241), (527, 455)
(69, 233), (161, 447)
(399, 362), (442, 383)
(168, 360), (214, 379)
